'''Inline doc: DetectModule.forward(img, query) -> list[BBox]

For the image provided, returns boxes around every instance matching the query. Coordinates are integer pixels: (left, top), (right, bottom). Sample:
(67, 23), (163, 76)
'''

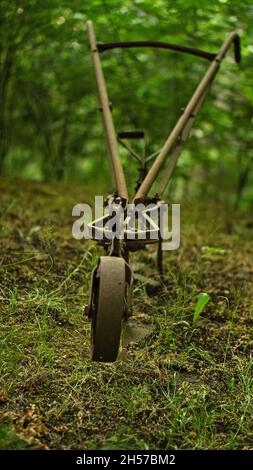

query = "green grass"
(0, 177), (253, 450)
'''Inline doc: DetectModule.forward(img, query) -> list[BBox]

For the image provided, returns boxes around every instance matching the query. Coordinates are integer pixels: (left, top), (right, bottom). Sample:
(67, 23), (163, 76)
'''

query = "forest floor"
(0, 176), (253, 450)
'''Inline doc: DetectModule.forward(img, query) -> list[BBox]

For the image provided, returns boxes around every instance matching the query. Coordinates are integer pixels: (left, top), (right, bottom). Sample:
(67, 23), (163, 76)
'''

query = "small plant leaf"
(28, 225), (41, 236)
(193, 292), (211, 324)
(26, 225), (41, 241)
(201, 245), (227, 255)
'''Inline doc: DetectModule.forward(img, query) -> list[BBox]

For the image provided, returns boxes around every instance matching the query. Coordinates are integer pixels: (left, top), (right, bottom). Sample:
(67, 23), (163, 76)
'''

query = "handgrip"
(234, 34), (241, 63)
(118, 130), (145, 140)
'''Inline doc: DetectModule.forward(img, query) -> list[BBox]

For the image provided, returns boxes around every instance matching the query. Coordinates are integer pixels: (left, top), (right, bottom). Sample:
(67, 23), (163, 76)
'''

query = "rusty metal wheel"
(90, 256), (126, 362)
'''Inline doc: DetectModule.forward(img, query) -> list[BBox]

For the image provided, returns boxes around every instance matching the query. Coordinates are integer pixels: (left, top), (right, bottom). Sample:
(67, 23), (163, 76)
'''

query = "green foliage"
(193, 292), (211, 324)
(1, 1), (253, 205)
(0, 424), (31, 450)
(1, 178), (253, 450)
(201, 245), (227, 255)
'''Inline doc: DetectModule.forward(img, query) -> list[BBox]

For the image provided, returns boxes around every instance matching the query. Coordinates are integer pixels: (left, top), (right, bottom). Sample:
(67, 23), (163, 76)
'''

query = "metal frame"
(86, 21), (241, 362)
(87, 20), (240, 204)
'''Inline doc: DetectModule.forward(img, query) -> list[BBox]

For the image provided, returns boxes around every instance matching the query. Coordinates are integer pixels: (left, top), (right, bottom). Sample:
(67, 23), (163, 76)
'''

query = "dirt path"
(0, 177), (252, 449)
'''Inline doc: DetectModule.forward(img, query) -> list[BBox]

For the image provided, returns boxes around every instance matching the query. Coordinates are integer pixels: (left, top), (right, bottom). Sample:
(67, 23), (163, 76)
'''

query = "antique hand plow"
(85, 20), (241, 362)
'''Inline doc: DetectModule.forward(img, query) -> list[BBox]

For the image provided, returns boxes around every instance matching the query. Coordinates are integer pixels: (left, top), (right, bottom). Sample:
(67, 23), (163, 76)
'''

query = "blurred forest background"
(1, 0), (253, 207)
